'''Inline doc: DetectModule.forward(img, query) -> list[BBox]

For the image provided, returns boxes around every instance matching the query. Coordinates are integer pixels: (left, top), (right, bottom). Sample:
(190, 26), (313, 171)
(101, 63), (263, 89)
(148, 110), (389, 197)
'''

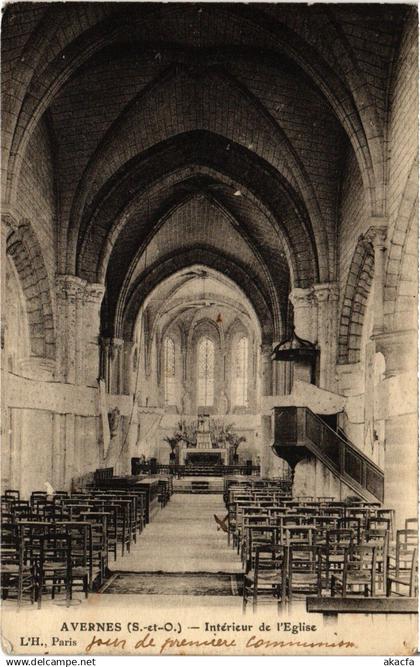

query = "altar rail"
(134, 463), (261, 477)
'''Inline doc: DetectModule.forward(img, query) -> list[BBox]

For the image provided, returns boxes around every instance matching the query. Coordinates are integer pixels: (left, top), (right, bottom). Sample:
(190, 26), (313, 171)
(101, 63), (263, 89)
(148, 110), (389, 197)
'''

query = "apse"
(128, 265), (264, 467)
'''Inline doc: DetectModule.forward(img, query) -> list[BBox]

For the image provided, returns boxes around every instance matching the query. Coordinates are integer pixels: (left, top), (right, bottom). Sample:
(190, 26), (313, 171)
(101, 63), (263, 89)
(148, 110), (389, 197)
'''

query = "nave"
(1, 475), (418, 615)
(111, 494), (241, 574)
(1, 3), (418, 655)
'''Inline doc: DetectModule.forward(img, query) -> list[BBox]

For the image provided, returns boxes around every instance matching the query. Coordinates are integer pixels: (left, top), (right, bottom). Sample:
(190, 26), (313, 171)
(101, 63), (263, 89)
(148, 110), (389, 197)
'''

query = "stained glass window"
(234, 336), (248, 407)
(164, 337), (176, 405)
(198, 337), (214, 406)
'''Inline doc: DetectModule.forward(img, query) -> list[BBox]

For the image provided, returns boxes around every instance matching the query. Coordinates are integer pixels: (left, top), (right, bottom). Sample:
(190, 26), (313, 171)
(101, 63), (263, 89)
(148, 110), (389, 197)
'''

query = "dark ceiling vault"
(2, 2), (409, 344)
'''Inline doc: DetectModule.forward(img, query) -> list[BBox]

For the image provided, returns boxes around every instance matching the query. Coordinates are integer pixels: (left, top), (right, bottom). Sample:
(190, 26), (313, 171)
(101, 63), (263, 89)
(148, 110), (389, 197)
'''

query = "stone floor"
(113, 493), (242, 573)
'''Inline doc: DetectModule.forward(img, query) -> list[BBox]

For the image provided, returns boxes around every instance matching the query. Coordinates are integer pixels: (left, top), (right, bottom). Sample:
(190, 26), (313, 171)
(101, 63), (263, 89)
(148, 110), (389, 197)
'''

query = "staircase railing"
(272, 406), (384, 502)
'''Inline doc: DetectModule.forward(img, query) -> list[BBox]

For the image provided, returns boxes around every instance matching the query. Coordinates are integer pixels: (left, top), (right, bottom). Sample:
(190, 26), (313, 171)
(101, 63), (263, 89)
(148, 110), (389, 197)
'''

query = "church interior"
(1, 2), (418, 620)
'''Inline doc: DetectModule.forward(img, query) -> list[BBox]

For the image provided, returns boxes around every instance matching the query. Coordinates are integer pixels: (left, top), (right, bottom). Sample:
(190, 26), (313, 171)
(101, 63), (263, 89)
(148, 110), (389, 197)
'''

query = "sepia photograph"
(0, 0), (418, 659)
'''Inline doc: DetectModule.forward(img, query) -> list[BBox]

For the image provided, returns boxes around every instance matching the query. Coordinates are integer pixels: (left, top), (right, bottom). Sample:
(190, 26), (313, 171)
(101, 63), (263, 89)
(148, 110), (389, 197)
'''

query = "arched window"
(234, 336), (248, 407)
(198, 337), (215, 406)
(164, 337), (176, 405)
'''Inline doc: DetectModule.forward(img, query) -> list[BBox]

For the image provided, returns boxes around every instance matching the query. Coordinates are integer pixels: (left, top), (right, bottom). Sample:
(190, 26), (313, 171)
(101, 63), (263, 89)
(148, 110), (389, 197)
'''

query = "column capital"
(373, 329), (417, 377)
(261, 343), (274, 357)
(312, 282), (339, 303)
(85, 282), (106, 304)
(1, 210), (19, 242)
(364, 224), (387, 249)
(56, 274), (87, 301)
(289, 287), (314, 309)
(109, 337), (124, 361)
(111, 337), (124, 348)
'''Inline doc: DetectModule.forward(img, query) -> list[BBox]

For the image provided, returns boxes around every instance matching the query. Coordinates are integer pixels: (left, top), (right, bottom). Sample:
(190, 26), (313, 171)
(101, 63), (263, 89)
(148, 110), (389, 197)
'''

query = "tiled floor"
(113, 493), (242, 573)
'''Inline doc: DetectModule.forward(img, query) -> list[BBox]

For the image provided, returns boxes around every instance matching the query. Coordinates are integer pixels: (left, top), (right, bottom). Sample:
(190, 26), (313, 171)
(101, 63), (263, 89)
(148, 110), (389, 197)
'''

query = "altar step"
(173, 476), (224, 494)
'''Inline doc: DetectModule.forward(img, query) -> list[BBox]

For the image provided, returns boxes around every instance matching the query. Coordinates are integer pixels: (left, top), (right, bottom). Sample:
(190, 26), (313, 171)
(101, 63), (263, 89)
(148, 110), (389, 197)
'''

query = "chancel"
(1, 1), (418, 630)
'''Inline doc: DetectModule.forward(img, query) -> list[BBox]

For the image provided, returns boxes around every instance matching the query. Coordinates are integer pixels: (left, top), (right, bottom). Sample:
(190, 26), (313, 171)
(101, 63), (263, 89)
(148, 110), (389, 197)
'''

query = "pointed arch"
(338, 236), (374, 364)
(6, 221), (56, 360)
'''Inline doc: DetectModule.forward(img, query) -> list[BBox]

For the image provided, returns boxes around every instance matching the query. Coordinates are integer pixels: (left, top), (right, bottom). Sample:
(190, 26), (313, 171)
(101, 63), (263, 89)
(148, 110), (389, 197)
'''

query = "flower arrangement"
(163, 418), (246, 454)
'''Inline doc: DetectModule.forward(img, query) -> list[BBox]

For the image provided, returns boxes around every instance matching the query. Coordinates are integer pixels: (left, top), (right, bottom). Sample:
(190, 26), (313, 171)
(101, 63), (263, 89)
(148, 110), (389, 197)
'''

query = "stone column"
(124, 341), (136, 395)
(365, 225), (387, 336)
(289, 287), (317, 342)
(99, 337), (111, 390)
(56, 275), (86, 384)
(313, 282), (339, 391)
(260, 343), (273, 477)
(375, 329), (417, 526)
(2, 213), (19, 489)
(288, 287), (317, 387)
(109, 338), (124, 394)
(83, 283), (105, 387)
(261, 343), (273, 396)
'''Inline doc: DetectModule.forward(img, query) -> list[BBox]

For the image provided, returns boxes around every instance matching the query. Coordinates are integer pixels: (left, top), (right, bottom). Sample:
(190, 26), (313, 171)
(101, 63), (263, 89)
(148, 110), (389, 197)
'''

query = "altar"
(179, 415), (229, 465)
(180, 446), (228, 465)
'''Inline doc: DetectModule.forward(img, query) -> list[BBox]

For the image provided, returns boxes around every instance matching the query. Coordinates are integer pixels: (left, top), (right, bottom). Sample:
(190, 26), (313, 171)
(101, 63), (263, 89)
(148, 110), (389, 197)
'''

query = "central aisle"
(113, 493), (242, 573)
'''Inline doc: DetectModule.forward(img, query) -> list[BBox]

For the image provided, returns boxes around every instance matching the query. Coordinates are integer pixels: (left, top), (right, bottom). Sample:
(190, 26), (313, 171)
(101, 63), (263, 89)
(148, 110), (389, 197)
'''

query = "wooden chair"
(1, 524), (35, 606)
(367, 516), (392, 537)
(331, 545), (377, 597)
(284, 525), (318, 548)
(312, 516), (339, 544)
(66, 523), (91, 599)
(345, 507), (370, 530)
(96, 503), (118, 560)
(319, 529), (354, 591)
(80, 512), (108, 585)
(4, 490), (20, 501)
(375, 509), (395, 539)
(338, 516), (361, 543)
(364, 528), (389, 592)
(387, 548), (418, 597)
(405, 518), (418, 533)
(388, 529), (417, 574)
(243, 525), (280, 573)
(388, 529), (418, 587)
(10, 500), (32, 520)
(288, 545), (322, 599)
(243, 544), (289, 612)
(33, 532), (72, 608)
(30, 491), (48, 507)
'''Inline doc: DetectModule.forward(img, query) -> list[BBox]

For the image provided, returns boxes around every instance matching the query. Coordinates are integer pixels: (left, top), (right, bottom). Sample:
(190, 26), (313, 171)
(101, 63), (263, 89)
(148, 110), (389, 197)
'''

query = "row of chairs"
(1, 485), (170, 607)
(243, 541), (418, 612)
(224, 482), (417, 612)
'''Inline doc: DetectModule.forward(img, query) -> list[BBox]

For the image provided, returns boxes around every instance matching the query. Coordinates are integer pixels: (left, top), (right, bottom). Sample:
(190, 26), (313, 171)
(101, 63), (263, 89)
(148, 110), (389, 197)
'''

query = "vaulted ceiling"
(2, 2), (408, 343)
(139, 266), (261, 349)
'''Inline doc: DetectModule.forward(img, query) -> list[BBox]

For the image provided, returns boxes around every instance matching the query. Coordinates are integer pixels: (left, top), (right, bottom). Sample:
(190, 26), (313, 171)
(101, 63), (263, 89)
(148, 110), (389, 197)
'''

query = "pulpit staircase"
(272, 406), (384, 503)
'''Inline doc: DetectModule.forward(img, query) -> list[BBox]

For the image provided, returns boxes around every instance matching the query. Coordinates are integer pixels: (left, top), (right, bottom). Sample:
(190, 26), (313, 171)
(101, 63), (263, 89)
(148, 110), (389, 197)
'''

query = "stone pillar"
(375, 329), (417, 526)
(260, 344), (273, 477)
(1, 212), (19, 490)
(313, 282), (339, 391)
(260, 343), (273, 477)
(63, 413), (76, 490)
(109, 338), (124, 394)
(100, 337), (111, 391)
(51, 413), (63, 490)
(261, 343), (273, 396)
(84, 283), (105, 387)
(365, 225), (387, 336)
(289, 287), (317, 342)
(56, 275), (86, 384)
(124, 341), (136, 395)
